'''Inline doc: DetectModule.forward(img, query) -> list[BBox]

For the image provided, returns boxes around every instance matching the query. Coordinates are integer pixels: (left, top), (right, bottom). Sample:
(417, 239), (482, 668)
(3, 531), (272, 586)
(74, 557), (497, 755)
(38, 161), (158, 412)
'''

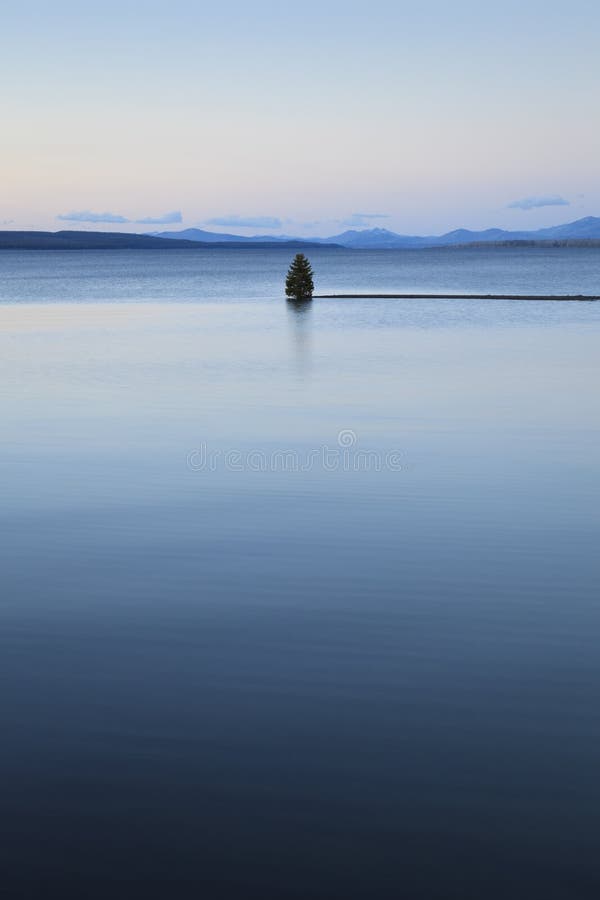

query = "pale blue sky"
(2, 0), (598, 235)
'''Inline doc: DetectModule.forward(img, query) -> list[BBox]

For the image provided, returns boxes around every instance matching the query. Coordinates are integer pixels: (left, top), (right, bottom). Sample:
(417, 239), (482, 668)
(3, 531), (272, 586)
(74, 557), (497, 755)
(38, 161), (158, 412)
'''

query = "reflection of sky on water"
(1, 275), (600, 897)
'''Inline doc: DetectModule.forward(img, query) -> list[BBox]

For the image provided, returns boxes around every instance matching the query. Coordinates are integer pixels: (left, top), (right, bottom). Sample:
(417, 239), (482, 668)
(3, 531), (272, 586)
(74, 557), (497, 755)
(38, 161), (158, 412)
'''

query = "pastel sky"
(2, 0), (599, 236)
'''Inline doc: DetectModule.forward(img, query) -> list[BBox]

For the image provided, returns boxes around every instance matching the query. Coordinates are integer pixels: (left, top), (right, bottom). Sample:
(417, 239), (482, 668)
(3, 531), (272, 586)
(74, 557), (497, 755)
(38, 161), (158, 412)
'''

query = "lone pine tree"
(285, 254), (314, 300)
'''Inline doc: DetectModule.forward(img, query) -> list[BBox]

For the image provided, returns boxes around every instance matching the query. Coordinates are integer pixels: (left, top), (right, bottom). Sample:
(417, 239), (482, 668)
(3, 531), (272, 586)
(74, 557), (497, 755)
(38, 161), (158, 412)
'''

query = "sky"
(1, 0), (599, 236)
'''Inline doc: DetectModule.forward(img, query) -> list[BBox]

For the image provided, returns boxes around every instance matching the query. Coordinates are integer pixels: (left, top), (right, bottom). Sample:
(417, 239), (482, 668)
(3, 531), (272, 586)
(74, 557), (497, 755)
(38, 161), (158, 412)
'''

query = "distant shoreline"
(447, 239), (600, 249)
(0, 231), (333, 251)
(1, 230), (600, 251)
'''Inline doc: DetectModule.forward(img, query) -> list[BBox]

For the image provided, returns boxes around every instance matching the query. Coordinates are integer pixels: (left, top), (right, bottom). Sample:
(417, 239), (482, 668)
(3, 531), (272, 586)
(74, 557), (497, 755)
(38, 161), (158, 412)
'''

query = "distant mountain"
(318, 228), (426, 249)
(320, 219), (600, 248)
(156, 226), (427, 249)
(153, 227), (252, 243)
(532, 216), (600, 240)
(4, 217), (600, 252)
(153, 216), (600, 249)
(153, 227), (294, 244)
(430, 227), (523, 246)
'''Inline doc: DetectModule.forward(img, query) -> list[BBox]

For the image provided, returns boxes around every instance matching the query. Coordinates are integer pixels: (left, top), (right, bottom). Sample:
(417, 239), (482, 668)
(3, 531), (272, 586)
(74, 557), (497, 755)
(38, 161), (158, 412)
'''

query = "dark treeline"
(450, 239), (600, 249)
(0, 231), (331, 250)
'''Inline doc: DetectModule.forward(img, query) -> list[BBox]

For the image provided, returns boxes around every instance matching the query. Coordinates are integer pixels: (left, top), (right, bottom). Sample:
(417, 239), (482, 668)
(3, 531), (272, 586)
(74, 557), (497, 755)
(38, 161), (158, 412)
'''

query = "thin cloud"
(340, 213), (391, 227)
(507, 195), (569, 211)
(57, 210), (131, 223)
(204, 215), (282, 229)
(136, 211), (182, 225)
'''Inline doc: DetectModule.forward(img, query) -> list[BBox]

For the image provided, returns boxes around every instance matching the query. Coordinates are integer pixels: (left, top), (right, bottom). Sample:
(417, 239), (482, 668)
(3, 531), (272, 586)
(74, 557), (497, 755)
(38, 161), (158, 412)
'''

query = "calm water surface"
(1, 249), (600, 898)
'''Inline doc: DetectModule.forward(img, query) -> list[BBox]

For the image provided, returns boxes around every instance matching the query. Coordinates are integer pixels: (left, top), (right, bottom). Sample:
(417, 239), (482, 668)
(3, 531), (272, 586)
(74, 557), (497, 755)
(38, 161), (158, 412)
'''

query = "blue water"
(1, 244), (600, 302)
(1, 248), (600, 898)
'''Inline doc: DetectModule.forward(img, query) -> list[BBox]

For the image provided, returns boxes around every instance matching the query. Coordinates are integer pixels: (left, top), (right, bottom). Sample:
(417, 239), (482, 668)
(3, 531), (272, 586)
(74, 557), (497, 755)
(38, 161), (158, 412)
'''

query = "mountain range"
(2, 217), (599, 252)
(154, 216), (600, 249)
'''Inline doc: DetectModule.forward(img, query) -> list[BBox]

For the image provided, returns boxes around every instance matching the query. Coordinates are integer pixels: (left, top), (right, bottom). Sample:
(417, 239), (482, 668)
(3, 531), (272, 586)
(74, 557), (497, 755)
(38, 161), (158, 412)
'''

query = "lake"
(1, 247), (600, 898)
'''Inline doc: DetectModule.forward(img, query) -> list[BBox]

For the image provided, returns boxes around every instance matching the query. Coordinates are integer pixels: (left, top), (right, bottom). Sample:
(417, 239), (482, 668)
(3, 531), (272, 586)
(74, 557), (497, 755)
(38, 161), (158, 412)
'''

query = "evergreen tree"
(285, 253), (314, 300)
